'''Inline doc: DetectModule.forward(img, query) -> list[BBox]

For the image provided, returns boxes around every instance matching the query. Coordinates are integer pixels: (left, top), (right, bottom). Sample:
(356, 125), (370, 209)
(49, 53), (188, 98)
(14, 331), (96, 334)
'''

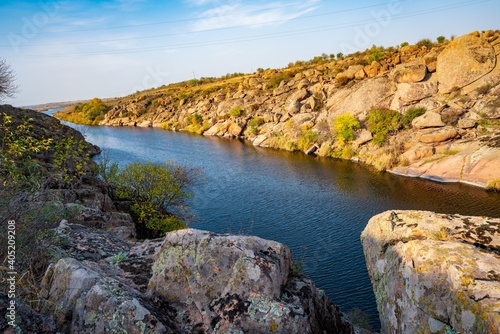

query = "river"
(47, 109), (500, 331)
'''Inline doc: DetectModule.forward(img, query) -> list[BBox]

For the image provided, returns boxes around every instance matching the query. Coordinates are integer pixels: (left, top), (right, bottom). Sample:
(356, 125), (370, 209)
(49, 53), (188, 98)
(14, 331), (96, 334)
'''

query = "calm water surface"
(48, 110), (500, 330)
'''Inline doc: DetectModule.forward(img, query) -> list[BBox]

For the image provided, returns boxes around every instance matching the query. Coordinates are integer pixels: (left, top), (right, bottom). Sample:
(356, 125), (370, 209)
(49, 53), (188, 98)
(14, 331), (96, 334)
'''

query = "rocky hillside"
(362, 211), (500, 334)
(56, 30), (500, 189)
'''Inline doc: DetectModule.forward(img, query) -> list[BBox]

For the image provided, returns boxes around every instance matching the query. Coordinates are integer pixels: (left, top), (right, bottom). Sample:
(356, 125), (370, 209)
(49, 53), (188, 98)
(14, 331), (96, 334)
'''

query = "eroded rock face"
(437, 32), (496, 93)
(147, 228), (354, 334)
(361, 211), (500, 334)
(36, 224), (353, 333)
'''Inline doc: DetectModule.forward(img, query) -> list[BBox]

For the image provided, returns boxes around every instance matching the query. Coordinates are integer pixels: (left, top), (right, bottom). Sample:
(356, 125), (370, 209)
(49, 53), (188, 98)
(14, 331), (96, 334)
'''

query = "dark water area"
(46, 109), (500, 331)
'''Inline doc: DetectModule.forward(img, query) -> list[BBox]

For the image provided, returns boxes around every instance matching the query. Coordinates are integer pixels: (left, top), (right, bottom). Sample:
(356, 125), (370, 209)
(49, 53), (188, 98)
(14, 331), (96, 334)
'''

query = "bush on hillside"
(114, 162), (202, 238)
(366, 108), (401, 145)
(229, 106), (243, 117)
(332, 113), (360, 144)
(401, 107), (426, 127)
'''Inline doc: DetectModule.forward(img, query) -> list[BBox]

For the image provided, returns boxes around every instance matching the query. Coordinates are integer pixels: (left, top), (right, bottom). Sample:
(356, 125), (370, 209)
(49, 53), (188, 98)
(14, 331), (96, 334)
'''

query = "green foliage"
(401, 107), (426, 127)
(229, 106), (243, 117)
(110, 251), (128, 265)
(336, 52), (344, 60)
(367, 45), (385, 63)
(74, 98), (110, 125)
(53, 136), (91, 184)
(248, 116), (264, 134)
(188, 113), (203, 125)
(437, 35), (447, 43)
(400, 42), (409, 48)
(332, 113), (360, 144)
(266, 72), (293, 90)
(366, 108), (401, 145)
(114, 162), (201, 237)
(416, 38), (433, 48)
(297, 127), (318, 151)
(0, 113), (52, 190)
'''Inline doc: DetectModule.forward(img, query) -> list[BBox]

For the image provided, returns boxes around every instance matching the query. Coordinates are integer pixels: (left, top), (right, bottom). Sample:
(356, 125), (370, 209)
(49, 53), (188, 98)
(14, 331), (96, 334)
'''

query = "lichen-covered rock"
(361, 211), (500, 334)
(437, 32), (496, 93)
(147, 229), (354, 333)
(39, 257), (176, 333)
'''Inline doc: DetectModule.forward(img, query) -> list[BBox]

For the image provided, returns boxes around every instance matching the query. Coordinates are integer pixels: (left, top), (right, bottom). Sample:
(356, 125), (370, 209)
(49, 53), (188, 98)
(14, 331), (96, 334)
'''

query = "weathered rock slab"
(361, 211), (500, 334)
(412, 111), (445, 129)
(393, 59), (427, 83)
(437, 32), (496, 93)
(147, 228), (355, 334)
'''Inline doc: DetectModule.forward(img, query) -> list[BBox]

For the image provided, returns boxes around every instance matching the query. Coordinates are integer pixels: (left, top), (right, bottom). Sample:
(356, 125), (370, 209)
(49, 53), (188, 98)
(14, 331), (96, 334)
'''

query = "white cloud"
(189, 0), (320, 32)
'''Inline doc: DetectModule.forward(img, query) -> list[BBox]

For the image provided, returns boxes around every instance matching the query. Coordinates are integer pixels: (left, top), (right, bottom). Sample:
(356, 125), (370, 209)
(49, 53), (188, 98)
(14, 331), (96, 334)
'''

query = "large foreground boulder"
(35, 224), (354, 333)
(361, 211), (500, 334)
(147, 229), (354, 333)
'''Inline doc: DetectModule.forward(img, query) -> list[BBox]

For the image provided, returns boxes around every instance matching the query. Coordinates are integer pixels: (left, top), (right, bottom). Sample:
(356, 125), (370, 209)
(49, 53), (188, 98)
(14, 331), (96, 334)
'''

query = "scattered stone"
(458, 118), (477, 129)
(412, 111), (445, 129)
(418, 127), (459, 143)
(393, 59), (427, 83)
(352, 129), (373, 147)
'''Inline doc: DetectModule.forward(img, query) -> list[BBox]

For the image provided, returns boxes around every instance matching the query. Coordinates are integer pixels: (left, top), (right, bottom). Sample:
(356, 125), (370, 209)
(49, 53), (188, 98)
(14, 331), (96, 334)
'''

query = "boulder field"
(362, 211), (500, 333)
(56, 30), (500, 189)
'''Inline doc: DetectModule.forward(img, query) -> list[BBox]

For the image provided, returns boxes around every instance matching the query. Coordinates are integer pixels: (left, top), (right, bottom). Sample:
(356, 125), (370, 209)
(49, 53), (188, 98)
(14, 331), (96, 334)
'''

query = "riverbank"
(55, 30), (500, 189)
(1, 105), (361, 333)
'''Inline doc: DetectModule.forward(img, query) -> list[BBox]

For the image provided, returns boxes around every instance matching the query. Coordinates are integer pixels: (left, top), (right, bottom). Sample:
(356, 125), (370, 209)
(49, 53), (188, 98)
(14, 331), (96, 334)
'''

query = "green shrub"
(401, 107), (426, 127)
(266, 72), (293, 90)
(74, 98), (110, 125)
(416, 38), (433, 48)
(297, 128), (318, 151)
(229, 106), (243, 117)
(248, 117), (264, 134)
(437, 36), (447, 43)
(332, 113), (360, 144)
(114, 162), (202, 238)
(366, 108), (401, 145)
(400, 42), (409, 48)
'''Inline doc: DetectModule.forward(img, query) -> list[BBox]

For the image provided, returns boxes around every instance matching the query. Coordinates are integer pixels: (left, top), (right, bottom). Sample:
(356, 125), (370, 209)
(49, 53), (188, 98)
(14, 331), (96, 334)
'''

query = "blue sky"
(0, 0), (498, 106)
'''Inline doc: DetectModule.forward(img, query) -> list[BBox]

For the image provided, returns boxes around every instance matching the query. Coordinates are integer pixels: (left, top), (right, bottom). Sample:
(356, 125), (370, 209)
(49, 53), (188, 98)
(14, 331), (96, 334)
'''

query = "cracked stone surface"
(361, 210), (500, 334)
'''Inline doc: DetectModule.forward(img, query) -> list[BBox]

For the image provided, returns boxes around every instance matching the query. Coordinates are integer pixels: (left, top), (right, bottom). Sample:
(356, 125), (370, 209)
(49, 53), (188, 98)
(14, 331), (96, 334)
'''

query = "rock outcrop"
(36, 224), (354, 333)
(361, 211), (500, 334)
(437, 32), (496, 94)
(56, 30), (500, 188)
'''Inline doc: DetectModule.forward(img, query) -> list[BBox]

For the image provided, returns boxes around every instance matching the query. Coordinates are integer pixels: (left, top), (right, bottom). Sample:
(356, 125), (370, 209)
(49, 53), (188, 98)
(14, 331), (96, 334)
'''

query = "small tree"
(0, 59), (18, 101)
(366, 108), (401, 145)
(333, 113), (360, 145)
(437, 36), (447, 44)
(114, 162), (202, 237)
